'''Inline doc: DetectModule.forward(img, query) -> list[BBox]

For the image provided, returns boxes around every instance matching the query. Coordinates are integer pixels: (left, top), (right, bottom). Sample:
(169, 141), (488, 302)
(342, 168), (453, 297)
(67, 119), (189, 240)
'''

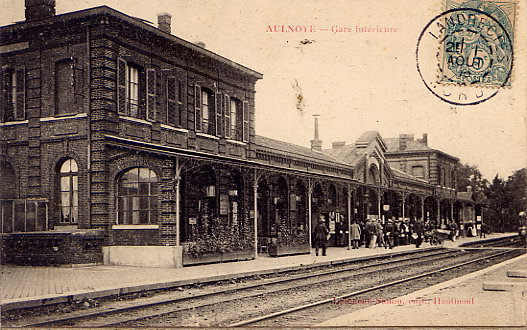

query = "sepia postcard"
(0, 0), (526, 328)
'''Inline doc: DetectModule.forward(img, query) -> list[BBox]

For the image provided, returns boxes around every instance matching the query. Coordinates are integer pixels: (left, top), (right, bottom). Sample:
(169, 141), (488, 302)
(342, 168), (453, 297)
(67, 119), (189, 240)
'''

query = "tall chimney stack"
(25, 0), (56, 21)
(310, 114), (322, 151)
(399, 134), (407, 151)
(157, 12), (172, 34)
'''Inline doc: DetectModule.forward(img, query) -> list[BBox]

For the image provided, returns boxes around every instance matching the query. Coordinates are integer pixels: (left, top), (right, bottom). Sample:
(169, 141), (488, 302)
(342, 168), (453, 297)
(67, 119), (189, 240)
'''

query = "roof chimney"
(419, 133), (428, 145)
(399, 134), (407, 151)
(194, 41), (206, 48)
(157, 12), (172, 34)
(310, 114), (322, 151)
(25, 0), (56, 21)
(332, 141), (345, 149)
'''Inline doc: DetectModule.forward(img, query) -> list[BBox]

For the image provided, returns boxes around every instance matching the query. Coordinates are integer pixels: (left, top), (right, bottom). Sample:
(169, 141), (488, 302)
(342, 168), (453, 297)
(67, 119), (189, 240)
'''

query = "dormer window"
(412, 165), (424, 178)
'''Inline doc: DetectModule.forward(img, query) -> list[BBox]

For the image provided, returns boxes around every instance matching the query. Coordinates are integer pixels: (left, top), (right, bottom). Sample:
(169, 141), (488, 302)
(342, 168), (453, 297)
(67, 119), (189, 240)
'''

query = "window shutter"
(178, 80), (184, 128)
(117, 58), (126, 115)
(166, 76), (177, 126)
(2, 70), (12, 122)
(146, 68), (156, 121)
(194, 84), (202, 132)
(242, 100), (249, 142)
(15, 67), (25, 120)
(224, 94), (230, 138)
(73, 60), (85, 106)
(215, 92), (222, 136)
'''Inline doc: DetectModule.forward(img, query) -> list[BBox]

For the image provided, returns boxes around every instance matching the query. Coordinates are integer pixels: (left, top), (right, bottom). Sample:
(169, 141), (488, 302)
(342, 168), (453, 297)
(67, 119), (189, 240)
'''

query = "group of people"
(313, 217), (438, 256)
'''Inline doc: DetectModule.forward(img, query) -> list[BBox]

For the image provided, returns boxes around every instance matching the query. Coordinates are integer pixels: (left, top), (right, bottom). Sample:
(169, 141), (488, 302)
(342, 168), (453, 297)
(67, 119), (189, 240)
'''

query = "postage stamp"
(416, 0), (517, 106)
(438, 0), (517, 88)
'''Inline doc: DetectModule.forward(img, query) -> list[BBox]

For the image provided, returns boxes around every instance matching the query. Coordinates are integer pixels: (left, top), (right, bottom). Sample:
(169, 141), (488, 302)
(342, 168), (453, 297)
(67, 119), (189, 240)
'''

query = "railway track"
(10, 248), (453, 327)
(229, 249), (522, 327)
(9, 242), (523, 328)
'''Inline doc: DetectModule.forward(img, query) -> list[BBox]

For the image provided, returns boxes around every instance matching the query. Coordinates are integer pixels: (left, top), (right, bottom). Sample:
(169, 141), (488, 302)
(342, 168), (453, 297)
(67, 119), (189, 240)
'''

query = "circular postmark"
(416, 7), (513, 106)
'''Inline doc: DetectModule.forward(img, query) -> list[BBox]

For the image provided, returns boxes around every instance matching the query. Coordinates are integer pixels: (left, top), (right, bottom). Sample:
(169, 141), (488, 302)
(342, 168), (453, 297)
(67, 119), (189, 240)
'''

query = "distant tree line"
(456, 163), (526, 232)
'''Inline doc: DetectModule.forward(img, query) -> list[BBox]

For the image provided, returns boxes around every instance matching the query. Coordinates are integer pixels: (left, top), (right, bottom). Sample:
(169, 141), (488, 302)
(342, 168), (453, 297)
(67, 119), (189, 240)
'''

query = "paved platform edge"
(318, 252), (527, 326)
(0, 246), (443, 311)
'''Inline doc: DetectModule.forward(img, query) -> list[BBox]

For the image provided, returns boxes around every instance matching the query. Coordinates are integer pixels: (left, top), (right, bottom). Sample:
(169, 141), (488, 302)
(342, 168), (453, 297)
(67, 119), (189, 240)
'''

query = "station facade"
(0, 1), (483, 267)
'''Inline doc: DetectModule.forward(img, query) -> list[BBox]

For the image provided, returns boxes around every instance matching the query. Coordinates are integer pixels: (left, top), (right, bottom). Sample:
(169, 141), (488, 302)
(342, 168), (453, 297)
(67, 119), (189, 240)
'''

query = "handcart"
(427, 229), (451, 245)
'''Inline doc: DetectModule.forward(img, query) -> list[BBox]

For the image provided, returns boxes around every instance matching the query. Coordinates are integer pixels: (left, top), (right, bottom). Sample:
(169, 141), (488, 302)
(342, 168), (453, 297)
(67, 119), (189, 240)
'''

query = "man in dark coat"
(384, 220), (394, 249)
(414, 220), (425, 248)
(314, 219), (329, 256)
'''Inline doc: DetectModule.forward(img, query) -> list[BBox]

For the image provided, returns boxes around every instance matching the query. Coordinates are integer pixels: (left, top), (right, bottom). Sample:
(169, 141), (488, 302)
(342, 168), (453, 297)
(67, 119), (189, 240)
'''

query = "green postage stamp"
(438, 0), (517, 88)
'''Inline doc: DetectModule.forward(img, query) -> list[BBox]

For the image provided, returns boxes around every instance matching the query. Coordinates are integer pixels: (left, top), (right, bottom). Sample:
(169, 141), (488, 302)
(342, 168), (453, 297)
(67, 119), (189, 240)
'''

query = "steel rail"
(228, 249), (518, 327)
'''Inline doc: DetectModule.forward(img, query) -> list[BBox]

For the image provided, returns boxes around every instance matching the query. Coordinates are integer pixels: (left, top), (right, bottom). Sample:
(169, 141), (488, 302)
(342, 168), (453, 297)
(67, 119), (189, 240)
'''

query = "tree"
(504, 168), (527, 231)
(456, 163), (489, 201)
(483, 168), (526, 232)
(484, 175), (509, 232)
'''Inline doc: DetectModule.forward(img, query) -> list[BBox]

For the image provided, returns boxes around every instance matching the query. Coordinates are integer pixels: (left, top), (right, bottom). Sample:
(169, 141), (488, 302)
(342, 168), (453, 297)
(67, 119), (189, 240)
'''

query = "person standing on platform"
(414, 220), (424, 248)
(364, 219), (373, 248)
(376, 220), (386, 248)
(369, 219), (378, 248)
(384, 220), (394, 249)
(350, 220), (361, 249)
(314, 219), (329, 256)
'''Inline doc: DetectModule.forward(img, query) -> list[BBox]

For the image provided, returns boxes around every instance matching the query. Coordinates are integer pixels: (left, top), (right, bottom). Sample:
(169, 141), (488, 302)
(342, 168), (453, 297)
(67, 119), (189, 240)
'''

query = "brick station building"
(0, 1), (484, 266)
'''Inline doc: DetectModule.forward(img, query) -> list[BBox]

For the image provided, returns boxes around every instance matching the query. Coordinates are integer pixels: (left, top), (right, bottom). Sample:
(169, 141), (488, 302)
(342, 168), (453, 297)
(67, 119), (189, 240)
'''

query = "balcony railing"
(1, 199), (49, 233)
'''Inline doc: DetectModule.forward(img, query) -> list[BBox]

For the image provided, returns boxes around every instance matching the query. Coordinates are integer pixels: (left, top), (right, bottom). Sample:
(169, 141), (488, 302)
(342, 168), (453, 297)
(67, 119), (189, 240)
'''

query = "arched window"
(117, 168), (158, 225)
(59, 158), (79, 223)
(368, 165), (380, 185)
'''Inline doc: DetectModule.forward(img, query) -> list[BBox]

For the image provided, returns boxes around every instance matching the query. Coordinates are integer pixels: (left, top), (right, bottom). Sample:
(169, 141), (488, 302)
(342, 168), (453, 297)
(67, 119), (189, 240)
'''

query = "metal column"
(347, 184), (352, 250)
(253, 170), (259, 259)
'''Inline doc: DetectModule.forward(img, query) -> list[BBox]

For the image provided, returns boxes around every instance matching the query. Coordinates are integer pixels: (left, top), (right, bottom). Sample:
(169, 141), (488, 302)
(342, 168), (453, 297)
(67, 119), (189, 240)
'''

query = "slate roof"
(384, 137), (459, 161)
(254, 135), (352, 168)
(384, 138), (434, 152)
(324, 144), (364, 166)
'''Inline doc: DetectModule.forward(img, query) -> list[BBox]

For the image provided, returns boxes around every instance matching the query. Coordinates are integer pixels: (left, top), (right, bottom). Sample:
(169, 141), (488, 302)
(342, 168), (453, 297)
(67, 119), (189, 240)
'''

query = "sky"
(1, 0), (526, 180)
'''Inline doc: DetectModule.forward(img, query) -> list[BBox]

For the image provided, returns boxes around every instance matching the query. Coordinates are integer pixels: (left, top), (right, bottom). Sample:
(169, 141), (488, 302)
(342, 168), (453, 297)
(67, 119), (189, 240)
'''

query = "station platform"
(0, 233), (517, 312)
(319, 240), (527, 327)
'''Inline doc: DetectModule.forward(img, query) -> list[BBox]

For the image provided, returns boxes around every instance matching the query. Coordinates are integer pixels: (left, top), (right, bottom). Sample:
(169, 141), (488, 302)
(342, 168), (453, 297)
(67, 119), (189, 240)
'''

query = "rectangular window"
(230, 98), (237, 138)
(126, 65), (140, 117)
(3, 68), (25, 121)
(201, 89), (209, 133)
(224, 94), (231, 138)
